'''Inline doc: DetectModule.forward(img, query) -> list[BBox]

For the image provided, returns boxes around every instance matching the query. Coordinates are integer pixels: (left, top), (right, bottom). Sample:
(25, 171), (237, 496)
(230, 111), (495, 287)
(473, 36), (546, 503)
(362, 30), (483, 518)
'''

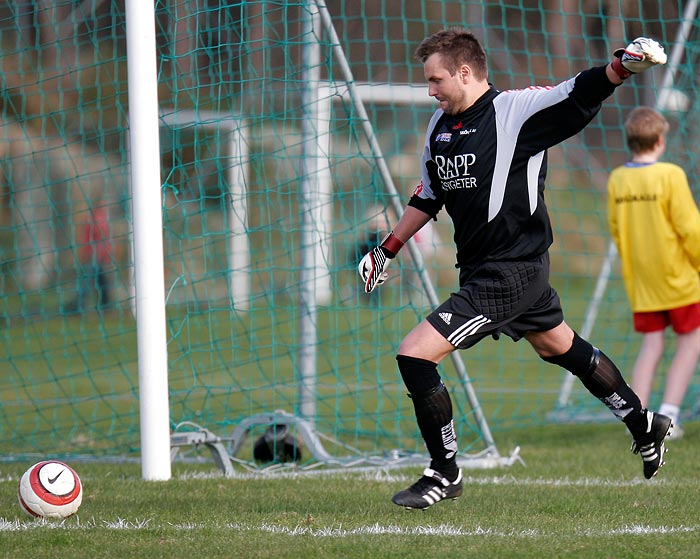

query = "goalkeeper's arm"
(358, 206), (433, 294)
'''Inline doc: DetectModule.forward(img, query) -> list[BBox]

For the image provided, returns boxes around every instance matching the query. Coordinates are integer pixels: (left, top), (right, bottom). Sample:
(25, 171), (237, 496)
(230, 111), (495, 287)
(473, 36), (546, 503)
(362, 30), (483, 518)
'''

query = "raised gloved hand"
(611, 37), (667, 79)
(357, 232), (404, 293)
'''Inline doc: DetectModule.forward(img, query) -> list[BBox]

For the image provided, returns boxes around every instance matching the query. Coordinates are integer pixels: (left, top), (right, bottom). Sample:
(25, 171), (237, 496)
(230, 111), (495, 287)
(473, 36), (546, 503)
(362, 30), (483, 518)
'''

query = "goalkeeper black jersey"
(408, 65), (618, 269)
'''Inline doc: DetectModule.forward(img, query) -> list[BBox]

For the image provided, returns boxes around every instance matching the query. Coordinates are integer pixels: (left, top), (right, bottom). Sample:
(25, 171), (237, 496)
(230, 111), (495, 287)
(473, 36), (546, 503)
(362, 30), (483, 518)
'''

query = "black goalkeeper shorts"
(426, 253), (564, 350)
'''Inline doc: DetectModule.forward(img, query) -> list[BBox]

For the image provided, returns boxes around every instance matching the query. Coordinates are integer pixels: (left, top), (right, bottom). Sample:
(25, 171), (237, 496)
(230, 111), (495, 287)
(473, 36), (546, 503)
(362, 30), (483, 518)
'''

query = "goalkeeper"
(358, 29), (672, 510)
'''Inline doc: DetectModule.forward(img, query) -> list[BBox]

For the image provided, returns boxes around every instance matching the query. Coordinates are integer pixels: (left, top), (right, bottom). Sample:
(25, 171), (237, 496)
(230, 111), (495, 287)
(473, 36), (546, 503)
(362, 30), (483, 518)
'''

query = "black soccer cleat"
(392, 468), (463, 510)
(631, 410), (672, 479)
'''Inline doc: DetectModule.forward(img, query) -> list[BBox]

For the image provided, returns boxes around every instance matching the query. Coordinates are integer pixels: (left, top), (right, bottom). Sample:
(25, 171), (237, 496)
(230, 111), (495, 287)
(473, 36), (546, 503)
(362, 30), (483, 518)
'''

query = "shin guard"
(542, 332), (642, 421)
(396, 355), (459, 477)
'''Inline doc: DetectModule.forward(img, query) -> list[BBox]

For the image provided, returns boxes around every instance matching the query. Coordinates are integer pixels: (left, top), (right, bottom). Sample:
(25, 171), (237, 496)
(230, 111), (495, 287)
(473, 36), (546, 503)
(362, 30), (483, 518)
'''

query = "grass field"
(1, 300), (609, 460)
(2, 179), (696, 557)
(2, 421), (699, 559)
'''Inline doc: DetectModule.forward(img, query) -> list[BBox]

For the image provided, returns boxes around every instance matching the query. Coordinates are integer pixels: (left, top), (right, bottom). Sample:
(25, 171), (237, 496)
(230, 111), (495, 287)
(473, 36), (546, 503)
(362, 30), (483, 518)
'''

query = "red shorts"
(633, 302), (700, 334)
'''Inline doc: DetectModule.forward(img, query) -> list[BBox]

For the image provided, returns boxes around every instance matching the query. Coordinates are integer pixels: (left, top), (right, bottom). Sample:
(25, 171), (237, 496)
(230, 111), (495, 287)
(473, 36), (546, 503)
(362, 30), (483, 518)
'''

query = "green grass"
(0, 303), (586, 459)
(2, 422), (699, 559)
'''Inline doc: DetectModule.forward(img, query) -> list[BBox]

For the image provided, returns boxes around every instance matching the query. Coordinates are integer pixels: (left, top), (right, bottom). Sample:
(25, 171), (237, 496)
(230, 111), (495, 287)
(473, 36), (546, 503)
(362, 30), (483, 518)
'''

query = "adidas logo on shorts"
(439, 312), (452, 325)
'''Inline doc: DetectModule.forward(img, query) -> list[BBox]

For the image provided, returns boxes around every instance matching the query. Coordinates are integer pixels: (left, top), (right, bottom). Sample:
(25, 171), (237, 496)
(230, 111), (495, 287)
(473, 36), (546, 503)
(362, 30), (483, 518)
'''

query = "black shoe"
(392, 468), (463, 510)
(631, 410), (672, 479)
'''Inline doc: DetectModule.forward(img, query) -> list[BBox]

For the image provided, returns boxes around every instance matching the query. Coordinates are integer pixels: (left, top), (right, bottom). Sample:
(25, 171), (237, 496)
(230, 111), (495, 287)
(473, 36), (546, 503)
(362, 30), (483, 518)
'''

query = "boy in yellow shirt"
(608, 106), (700, 439)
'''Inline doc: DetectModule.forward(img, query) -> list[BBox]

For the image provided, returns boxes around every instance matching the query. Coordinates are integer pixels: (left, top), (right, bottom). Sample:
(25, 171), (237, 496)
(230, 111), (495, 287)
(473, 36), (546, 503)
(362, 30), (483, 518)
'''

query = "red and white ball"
(18, 461), (83, 519)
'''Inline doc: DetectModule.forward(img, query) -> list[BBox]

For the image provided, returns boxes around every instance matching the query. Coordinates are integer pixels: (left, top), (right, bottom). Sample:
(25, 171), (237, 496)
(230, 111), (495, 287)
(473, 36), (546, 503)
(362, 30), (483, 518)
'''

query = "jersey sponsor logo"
(439, 312), (452, 324)
(434, 154), (478, 190)
(436, 132), (452, 142)
(614, 193), (658, 204)
(413, 181), (424, 196)
(459, 128), (477, 135)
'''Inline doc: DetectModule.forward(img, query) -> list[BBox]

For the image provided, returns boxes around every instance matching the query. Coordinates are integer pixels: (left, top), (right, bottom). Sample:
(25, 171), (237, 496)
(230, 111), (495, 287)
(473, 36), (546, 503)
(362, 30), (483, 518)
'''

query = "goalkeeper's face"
(424, 53), (471, 115)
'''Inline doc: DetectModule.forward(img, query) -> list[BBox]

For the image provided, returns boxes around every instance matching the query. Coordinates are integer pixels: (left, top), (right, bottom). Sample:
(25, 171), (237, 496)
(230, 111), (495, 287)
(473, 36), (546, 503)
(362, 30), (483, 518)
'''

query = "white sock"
(658, 403), (680, 425)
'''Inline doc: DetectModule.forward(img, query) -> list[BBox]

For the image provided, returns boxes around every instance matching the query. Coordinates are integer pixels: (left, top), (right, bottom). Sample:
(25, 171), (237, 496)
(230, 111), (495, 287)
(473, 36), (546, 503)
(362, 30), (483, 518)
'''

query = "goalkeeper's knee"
(396, 354), (441, 396)
(540, 332), (597, 378)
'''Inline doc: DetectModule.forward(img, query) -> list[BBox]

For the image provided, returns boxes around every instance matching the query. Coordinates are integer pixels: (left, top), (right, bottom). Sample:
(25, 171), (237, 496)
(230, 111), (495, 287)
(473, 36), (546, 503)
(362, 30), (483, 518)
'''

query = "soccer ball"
(18, 461), (83, 519)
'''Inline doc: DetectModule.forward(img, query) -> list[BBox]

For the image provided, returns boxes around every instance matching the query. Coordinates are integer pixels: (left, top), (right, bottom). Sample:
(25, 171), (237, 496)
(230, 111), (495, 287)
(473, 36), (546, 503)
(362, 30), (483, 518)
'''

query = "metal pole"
(228, 124), (251, 311)
(657, 0), (699, 109)
(556, 241), (617, 407)
(314, 0), (500, 456)
(554, 4), (698, 409)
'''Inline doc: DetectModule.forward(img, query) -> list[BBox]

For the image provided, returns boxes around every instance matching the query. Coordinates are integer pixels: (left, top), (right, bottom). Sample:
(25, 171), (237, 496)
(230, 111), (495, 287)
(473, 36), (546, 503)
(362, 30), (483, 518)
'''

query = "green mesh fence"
(0, 1), (698, 466)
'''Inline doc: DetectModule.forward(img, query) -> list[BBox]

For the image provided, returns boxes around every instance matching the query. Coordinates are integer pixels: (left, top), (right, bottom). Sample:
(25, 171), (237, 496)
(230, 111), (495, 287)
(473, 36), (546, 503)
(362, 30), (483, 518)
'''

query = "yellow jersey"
(607, 161), (700, 312)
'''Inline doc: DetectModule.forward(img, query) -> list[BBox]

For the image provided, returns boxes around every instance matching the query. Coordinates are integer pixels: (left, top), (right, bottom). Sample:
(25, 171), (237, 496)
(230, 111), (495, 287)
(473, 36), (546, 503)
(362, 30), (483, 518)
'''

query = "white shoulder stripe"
(527, 151), (545, 215)
(488, 79), (574, 221)
(489, 115), (517, 222)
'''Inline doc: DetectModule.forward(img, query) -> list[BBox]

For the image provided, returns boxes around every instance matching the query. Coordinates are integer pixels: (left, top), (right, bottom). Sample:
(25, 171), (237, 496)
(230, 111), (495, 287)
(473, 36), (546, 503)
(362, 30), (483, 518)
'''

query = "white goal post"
(157, 109), (251, 311)
(127, 109), (251, 313)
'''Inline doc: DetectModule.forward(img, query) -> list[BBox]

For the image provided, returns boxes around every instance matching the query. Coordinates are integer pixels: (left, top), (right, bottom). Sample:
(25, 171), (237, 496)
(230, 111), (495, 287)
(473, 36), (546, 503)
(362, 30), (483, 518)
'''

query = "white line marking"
(2, 517), (698, 538)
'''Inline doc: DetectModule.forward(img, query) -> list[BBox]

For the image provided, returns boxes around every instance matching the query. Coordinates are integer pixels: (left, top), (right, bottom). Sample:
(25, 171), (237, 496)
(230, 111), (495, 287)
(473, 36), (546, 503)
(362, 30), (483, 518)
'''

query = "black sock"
(397, 355), (459, 479)
(542, 333), (645, 436)
(411, 383), (459, 480)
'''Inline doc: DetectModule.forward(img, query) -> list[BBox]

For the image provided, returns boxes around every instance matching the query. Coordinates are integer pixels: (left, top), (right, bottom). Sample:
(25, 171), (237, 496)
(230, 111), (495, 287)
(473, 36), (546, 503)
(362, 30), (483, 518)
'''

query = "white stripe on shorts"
(447, 314), (492, 347)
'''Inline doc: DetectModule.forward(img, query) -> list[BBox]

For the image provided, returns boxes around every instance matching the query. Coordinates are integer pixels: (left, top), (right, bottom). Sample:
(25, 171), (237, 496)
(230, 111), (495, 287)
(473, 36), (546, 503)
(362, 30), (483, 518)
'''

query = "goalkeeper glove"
(611, 37), (667, 79)
(358, 232), (404, 293)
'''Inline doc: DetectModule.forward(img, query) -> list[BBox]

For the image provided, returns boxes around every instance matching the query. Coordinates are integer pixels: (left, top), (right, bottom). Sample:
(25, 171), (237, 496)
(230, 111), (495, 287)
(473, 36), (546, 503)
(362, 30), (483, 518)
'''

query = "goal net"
(1, 1), (697, 472)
